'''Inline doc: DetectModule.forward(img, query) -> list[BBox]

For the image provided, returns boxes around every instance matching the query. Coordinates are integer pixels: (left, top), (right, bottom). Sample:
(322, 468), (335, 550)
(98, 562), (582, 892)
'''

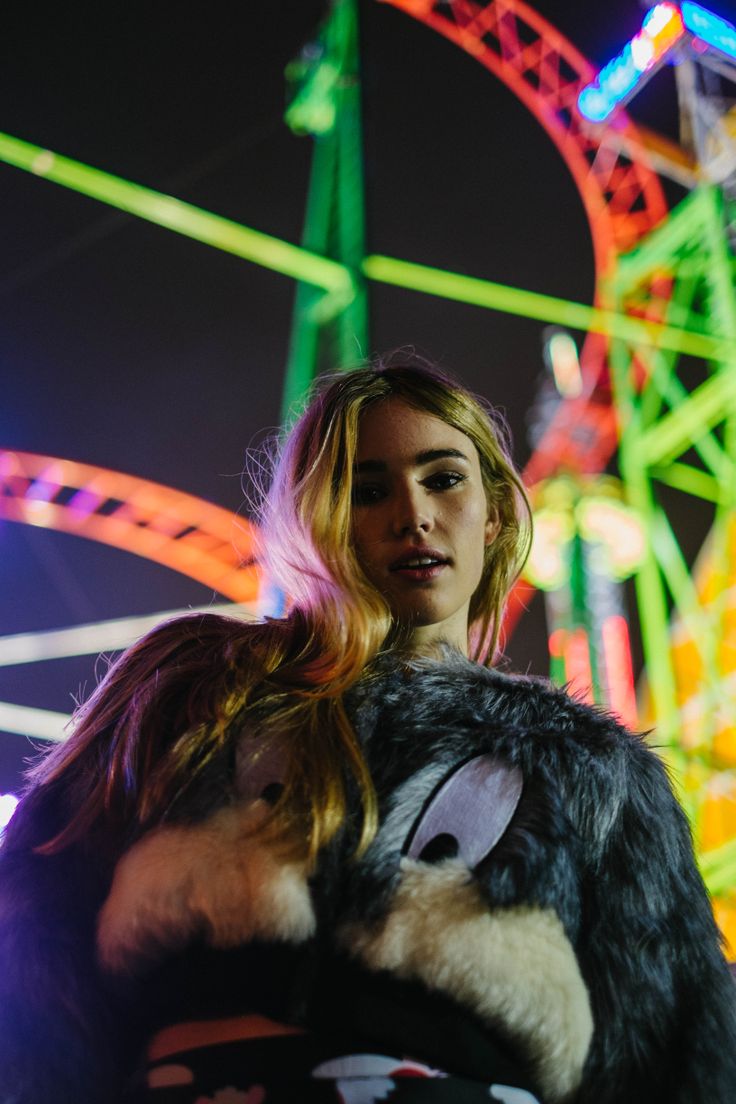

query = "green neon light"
(362, 254), (736, 360)
(637, 329), (734, 484)
(650, 462), (722, 503)
(2, 131), (735, 369)
(0, 131), (354, 302)
(637, 368), (736, 467)
(283, 0), (368, 416)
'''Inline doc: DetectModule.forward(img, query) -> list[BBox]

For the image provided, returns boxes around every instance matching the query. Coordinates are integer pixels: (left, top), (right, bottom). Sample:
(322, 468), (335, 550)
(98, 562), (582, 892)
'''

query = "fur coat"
(1, 637), (735, 1103)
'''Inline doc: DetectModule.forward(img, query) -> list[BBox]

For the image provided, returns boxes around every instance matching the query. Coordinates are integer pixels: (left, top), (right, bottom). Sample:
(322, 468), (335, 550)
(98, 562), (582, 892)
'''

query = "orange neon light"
(0, 450), (263, 603)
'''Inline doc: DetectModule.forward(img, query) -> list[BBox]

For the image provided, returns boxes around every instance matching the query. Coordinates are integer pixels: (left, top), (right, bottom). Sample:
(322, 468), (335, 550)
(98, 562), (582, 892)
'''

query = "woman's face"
(351, 397), (499, 654)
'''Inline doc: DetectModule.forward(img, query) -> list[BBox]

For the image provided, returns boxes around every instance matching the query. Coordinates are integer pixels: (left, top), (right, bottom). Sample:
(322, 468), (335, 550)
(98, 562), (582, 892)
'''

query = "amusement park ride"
(1, 0), (736, 943)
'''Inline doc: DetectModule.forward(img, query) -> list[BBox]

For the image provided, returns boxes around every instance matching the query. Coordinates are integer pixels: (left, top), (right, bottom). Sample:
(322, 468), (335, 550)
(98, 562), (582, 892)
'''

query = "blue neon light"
(578, 3), (736, 124)
(682, 2), (736, 61)
(599, 43), (640, 99)
(578, 3), (686, 123)
(578, 86), (615, 123)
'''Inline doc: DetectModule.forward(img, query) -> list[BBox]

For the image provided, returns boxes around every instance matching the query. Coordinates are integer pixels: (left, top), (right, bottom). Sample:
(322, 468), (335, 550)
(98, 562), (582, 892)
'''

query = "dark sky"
(0, 0), (721, 789)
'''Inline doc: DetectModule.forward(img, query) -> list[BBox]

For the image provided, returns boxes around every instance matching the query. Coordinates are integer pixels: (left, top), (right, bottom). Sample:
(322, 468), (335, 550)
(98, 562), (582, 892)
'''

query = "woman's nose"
(391, 485), (432, 536)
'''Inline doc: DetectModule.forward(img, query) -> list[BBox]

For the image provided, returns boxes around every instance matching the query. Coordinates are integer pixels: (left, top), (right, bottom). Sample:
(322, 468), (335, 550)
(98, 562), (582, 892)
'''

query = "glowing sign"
(682, 2), (736, 61)
(578, 3), (685, 122)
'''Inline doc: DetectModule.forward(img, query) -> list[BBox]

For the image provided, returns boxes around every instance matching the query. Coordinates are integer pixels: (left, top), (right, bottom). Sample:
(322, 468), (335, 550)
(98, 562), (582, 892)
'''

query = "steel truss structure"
(607, 185), (736, 935)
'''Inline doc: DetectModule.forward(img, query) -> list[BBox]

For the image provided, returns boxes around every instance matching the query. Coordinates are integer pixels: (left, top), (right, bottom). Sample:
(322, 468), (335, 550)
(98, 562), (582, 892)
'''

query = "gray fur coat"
(1, 634), (735, 1103)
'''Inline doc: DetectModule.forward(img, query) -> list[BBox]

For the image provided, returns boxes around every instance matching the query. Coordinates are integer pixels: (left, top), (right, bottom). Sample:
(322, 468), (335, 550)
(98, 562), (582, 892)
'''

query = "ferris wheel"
(0, 0), (734, 940)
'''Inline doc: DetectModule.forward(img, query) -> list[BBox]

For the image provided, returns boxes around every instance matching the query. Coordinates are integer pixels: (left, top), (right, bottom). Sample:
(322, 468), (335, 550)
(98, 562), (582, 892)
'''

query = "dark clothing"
(1, 628), (735, 1104)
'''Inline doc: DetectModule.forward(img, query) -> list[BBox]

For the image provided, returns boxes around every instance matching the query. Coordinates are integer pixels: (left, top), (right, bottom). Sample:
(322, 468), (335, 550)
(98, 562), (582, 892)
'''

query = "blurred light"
(525, 509), (574, 591)
(682, 2), (736, 61)
(548, 629), (566, 658)
(578, 498), (646, 579)
(0, 603), (256, 666)
(601, 615), (638, 728)
(65, 487), (103, 520)
(565, 627), (595, 702)
(363, 254), (728, 359)
(577, 86), (615, 123)
(0, 702), (69, 741)
(546, 331), (583, 398)
(0, 793), (19, 832)
(0, 131), (354, 301)
(578, 3), (685, 123)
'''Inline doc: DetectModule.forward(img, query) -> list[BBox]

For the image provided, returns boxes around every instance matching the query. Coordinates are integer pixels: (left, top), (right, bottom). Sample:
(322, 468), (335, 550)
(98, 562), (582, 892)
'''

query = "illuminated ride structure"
(0, 1), (735, 933)
(0, 451), (260, 605)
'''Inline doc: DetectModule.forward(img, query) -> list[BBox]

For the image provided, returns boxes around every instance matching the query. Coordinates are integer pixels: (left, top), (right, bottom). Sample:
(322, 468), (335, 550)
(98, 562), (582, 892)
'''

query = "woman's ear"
(484, 508), (501, 546)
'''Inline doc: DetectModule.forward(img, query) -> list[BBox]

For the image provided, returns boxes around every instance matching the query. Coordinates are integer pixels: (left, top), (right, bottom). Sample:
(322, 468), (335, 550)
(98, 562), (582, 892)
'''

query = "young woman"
(1, 357), (734, 1104)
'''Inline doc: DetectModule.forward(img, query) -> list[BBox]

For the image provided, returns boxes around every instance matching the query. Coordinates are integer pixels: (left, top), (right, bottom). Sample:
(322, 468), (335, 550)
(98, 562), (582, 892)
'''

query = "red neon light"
(565, 627), (595, 703)
(601, 614), (638, 729)
(548, 628), (567, 658)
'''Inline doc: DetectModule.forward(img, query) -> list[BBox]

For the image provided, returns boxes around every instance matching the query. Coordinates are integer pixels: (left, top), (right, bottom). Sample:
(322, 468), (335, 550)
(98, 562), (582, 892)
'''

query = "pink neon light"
(66, 487), (104, 520)
(25, 480), (57, 504)
(602, 614), (638, 729)
(565, 627), (595, 703)
(548, 628), (566, 658)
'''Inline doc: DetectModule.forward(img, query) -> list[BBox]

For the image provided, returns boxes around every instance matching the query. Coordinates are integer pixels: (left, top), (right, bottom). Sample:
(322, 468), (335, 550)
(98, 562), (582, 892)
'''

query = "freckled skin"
(352, 399), (499, 654)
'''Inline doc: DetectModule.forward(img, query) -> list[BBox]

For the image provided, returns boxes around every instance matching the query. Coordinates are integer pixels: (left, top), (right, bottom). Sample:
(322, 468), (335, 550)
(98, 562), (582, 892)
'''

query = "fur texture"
(97, 800), (315, 973)
(340, 858), (593, 1103)
(335, 652), (736, 1103)
(1, 642), (735, 1104)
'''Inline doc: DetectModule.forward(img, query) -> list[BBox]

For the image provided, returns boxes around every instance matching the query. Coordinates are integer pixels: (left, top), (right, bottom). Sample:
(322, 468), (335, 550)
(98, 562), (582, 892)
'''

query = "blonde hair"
(29, 355), (531, 864)
(262, 353), (531, 667)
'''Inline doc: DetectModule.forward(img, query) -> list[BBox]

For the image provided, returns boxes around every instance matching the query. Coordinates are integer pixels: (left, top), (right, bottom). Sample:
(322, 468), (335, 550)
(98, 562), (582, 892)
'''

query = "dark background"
(0, 0), (724, 790)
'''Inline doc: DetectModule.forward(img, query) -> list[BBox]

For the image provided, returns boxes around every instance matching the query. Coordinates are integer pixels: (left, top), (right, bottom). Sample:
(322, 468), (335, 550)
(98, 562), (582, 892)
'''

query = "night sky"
(0, 1), (722, 789)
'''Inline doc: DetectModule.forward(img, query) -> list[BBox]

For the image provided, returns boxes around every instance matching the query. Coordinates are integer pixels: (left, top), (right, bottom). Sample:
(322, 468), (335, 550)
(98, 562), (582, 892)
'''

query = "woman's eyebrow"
(416, 448), (470, 465)
(354, 448), (470, 474)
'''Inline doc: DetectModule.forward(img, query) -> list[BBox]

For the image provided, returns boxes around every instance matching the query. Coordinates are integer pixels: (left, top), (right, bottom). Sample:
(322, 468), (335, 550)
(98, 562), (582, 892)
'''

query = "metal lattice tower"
(283, 0), (369, 417)
(607, 182), (736, 920)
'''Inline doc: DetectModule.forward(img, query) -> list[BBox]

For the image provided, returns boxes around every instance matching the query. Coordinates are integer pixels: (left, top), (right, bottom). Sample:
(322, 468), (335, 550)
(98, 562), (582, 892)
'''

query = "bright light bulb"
(631, 34), (655, 71)
(643, 2), (680, 37)
(0, 793), (19, 831)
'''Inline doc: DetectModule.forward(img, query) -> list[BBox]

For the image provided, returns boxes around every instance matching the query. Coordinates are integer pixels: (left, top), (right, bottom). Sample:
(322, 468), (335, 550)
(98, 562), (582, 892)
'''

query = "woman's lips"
(389, 551), (450, 582)
(390, 562), (448, 582)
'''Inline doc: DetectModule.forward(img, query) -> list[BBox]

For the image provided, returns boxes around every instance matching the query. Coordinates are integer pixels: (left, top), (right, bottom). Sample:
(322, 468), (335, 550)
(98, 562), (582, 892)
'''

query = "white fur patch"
(97, 801), (315, 974)
(338, 859), (592, 1104)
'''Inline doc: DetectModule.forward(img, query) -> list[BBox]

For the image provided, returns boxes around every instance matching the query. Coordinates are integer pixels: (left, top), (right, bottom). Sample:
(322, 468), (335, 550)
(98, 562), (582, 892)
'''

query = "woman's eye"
(352, 483), (385, 506)
(425, 471), (465, 491)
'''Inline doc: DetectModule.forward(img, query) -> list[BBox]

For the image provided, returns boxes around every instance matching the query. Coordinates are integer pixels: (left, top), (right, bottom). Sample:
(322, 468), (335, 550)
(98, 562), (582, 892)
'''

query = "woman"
(1, 357), (734, 1104)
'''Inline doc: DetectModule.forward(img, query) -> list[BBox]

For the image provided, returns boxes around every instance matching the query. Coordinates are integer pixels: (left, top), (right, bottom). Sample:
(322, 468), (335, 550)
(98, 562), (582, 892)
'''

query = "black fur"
(339, 653), (736, 1102)
(1, 646), (734, 1102)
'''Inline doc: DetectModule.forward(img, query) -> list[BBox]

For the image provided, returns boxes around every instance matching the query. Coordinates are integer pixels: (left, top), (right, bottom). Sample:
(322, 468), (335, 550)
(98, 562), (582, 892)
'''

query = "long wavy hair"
(27, 355), (531, 863)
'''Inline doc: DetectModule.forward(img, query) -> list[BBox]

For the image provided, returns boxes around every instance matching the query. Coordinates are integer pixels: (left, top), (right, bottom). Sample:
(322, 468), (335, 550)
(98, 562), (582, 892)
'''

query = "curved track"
(0, 449), (262, 604)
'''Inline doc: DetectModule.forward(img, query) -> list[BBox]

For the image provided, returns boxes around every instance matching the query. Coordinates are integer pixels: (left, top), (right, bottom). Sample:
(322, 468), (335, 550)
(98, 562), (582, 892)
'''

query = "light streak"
(0, 130), (726, 356)
(601, 615), (639, 729)
(0, 604), (256, 667)
(362, 254), (735, 360)
(0, 703), (70, 742)
(0, 131), (355, 306)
